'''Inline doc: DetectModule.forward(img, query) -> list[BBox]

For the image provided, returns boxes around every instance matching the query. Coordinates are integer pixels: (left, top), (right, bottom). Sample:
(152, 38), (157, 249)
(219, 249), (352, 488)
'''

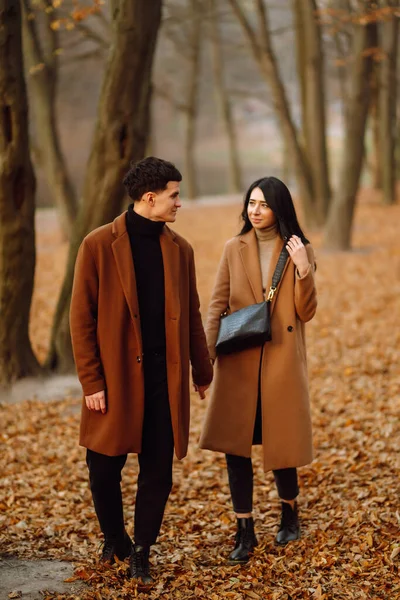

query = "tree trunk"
(282, 136), (293, 184)
(370, 84), (382, 189)
(324, 13), (378, 250)
(46, 0), (162, 372)
(396, 118), (400, 179)
(184, 0), (202, 200)
(329, 0), (352, 127)
(21, 0), (77, 239)
(292, 0), (308, 149)
(209, 0), (242, 193)
(301, 0), (331, 222)
(379, 1), (399, 205)
(0, 0), (41, 385)
(228, 0), (318, 227)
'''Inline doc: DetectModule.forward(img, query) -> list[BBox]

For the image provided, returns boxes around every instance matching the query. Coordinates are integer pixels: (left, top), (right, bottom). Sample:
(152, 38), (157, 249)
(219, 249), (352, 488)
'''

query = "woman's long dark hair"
(239, 176), (309, 244)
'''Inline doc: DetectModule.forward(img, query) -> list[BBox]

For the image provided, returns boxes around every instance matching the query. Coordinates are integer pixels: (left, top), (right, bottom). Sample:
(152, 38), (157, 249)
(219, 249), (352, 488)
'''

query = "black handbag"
(215, 246), (289, 355)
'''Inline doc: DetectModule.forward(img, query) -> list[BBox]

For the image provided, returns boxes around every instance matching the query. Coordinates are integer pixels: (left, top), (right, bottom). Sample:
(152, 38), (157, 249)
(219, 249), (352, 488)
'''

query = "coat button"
(134, 314), (138, 318)
(136, 356), (141, 363)
(287, 326), (293, 332)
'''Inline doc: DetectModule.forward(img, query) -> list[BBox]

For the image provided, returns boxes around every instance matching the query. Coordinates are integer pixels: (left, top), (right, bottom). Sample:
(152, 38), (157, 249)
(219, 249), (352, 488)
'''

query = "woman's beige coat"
(199, 229), (317, 472)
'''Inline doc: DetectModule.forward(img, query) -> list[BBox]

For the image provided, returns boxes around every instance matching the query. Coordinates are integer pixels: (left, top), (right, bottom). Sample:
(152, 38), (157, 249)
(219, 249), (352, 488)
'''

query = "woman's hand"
(286, 235), (310, 277)
(193, 384), (210, 399)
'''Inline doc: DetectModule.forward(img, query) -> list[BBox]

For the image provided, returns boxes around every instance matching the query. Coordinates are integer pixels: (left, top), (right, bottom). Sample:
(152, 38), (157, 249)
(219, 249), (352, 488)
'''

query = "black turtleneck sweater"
(126, 205), (166, 351)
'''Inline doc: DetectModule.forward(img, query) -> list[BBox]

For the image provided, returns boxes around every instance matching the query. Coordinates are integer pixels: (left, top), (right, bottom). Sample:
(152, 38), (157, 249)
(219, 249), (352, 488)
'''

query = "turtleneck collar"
(126, 204), (165, 237)
(254, 223), (278, 242)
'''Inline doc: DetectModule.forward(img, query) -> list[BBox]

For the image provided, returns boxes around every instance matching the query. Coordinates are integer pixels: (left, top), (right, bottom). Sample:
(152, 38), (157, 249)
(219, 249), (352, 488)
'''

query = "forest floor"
(1, 190), (400, 599)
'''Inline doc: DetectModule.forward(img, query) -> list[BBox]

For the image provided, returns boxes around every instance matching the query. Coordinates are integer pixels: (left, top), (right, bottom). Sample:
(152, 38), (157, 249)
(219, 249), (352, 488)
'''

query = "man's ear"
(146, 192), (155, 207)
(141, 191), (155, 206)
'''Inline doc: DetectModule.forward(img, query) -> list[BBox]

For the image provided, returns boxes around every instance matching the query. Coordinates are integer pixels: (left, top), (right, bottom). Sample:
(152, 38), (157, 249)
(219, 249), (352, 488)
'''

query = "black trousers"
(225, 391), (299, 513)
(86, 351), (174, 547)
(226, 455), (299, 513)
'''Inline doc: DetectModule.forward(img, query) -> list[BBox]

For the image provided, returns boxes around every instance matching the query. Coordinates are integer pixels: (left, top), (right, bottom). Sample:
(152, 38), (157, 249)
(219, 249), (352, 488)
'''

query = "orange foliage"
(2, 190), (400, 599)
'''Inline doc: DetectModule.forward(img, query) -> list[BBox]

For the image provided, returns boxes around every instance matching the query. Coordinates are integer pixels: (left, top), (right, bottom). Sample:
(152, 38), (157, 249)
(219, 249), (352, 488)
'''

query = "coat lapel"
(160, 226), (180, 321)
(239, 230), (264, 304)
(267, 236), (290, 315)
(111, 212), (142, 348)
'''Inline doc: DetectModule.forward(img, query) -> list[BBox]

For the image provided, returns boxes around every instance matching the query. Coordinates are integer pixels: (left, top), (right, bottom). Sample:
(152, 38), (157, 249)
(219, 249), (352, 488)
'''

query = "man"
(70, 157), (213, 583)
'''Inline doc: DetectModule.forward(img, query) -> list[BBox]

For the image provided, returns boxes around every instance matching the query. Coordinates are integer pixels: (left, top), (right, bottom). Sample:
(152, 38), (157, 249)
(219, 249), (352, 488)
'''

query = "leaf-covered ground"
(1, 191), (400, 599)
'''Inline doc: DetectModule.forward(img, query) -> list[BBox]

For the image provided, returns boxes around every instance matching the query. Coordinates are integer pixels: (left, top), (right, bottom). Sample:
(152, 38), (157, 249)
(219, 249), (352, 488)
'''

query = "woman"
(199, 176), (317, 564)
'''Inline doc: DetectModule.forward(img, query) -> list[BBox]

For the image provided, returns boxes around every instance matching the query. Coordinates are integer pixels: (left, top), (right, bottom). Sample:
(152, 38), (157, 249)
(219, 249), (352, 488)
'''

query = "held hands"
(193, 384), (210, 399)
(85, 390), (107, 414)
(286, 235), (310, 278)
(87, 385), (210, 409)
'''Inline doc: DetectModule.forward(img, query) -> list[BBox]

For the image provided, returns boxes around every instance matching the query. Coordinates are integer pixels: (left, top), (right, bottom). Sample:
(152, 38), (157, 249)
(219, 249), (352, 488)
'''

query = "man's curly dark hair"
(123, 156), (182, 201)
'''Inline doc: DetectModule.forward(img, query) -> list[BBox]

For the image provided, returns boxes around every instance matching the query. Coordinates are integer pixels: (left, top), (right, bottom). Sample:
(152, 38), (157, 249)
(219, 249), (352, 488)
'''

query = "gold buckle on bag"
(267, 286), (276, 302)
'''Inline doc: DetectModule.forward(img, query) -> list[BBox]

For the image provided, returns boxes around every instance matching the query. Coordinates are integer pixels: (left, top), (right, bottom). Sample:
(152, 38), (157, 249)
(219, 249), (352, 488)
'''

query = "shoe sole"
(274, 535), (301, 547)
(129, 574), (154, 585)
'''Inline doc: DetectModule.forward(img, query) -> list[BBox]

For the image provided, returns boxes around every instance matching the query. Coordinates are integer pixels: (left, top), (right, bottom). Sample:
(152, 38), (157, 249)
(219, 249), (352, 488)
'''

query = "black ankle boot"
(275, 501), (300, 546)
(129, 544), (154, 584)
(101, 530), (132, 564)
(228, 517), (258, 564)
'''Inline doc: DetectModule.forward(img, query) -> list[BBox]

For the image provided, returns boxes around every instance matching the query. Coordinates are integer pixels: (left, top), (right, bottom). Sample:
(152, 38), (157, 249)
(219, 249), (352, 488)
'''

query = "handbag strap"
(266, 245), (289, 302)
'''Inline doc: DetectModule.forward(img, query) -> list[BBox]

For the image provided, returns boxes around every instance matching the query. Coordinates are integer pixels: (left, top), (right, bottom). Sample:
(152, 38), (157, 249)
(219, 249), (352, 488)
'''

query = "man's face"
(150, 181), (182, 223)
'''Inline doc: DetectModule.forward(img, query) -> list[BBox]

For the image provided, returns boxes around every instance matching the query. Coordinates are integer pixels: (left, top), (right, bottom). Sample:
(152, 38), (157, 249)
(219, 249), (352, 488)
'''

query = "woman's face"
(247, 187), (276, 230)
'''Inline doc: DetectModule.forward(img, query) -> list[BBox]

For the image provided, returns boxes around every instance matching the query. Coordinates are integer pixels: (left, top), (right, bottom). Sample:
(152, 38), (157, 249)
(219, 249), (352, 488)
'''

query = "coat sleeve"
(294, 244), (317, 323)
(70, 238), (106, 396)
(205, 243), (230, 360)
(188, 246), (213, 387)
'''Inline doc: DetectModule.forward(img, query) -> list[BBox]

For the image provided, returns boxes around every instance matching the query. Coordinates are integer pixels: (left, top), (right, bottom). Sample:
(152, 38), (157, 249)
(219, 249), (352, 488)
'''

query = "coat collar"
(111, 211), (176, 240)
(111, 212), (181, 350)
(239, 229), (264, 303)
(160, 226), (181, 321)
(239, 229), (289, 313)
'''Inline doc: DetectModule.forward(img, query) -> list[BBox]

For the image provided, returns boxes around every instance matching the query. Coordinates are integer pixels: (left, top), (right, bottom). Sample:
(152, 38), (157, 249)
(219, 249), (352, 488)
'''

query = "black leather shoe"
(275, 502), (300, 546)
(129, 544), (154, 584)
(101, 530), (132, 564)
(228, 517), (258, 564)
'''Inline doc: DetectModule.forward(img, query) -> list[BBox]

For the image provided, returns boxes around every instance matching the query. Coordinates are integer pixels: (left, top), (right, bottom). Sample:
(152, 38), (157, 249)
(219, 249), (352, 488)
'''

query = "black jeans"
(86, 350), (174, 547)
(226, 454), (299, 513)
(225, 389), (299, 513)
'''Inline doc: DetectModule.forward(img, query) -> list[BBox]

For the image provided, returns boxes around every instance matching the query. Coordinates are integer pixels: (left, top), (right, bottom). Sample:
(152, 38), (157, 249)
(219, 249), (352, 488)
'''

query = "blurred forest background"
(0, 0), (399, 382)
(1, 2), (400, 598)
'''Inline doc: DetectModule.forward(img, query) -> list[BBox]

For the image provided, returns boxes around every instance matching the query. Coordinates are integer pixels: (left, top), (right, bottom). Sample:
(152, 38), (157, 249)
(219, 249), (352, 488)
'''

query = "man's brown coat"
(70, 212), (213, 458)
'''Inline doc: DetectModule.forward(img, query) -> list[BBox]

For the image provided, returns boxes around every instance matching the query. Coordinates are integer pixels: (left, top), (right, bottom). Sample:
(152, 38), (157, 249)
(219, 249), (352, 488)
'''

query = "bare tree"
(227, 0), (329, 227)
(209, 0), (242, 193)
(160, 0), (205, 199)
(298, 0), (331, 220)
(370, 76), (383, 189)
(46, 0), (163, 372)
(325, 0), (353, 126)
(324, 3), (378, 250)
(21, 0), (78, 239)
(0, 0), (41, 385)
(378, 0), (399, 205)
(184, 0), (203, 199)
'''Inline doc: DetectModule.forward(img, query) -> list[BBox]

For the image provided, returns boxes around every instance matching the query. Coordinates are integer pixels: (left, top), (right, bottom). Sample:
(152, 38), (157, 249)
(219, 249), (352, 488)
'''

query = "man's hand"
(193, 384), (210, 399)
(85, 390), (107, 414)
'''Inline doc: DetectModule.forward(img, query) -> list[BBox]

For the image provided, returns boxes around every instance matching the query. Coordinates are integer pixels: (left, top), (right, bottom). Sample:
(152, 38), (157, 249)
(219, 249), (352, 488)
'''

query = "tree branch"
(74, 21), (110, 49)
(60, 48), (106, 66)
(226, 0), (262, 63)
(153, 85), (190, 112)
